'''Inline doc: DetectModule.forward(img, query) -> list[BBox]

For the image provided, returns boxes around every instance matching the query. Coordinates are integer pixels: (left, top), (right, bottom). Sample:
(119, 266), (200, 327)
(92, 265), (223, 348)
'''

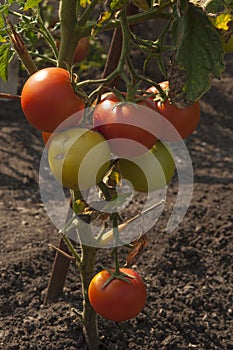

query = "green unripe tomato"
(48, 127), (111, 190)
(119, 141), (175, 193)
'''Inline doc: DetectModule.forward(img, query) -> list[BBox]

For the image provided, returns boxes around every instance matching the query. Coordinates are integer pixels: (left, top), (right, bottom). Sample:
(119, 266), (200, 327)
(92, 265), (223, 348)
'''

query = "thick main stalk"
(58, 0), (80, 68)
(80, 244), (99, 350)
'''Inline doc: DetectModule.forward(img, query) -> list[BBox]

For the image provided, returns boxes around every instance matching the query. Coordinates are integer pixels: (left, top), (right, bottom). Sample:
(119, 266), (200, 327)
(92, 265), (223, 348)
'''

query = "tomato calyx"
(101, 268), (135, 289)
(112, 100), (140, 111)
(145, 82), (169, 104)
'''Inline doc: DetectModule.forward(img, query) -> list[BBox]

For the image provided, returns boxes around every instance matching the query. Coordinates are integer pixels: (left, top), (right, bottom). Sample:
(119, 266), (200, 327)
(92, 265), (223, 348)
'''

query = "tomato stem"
(5, 15), (38, 75)
(79, 0), (99, 27)
(58, 0), (80, 68)
(80, 243), (99, 350)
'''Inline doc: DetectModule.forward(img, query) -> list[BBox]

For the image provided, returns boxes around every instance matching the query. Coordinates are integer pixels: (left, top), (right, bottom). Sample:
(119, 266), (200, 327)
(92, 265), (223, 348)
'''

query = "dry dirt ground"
(0, 53), (233, 349)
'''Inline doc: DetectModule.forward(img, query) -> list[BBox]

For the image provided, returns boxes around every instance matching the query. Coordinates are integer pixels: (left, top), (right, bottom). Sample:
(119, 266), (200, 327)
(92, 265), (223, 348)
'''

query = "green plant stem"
(60, 232), (81, 265)
(30, 52), (57, 64)
(58, 0), (80, 68)
(126, 56), (167, 99)
(5, 15), (37, 75)
(112, 213), (120, 251)
(80, 2), (172, 37)
(36, 16), (59, 60)
(76, 9), (131, 91)
(78, 0), (99, 27)
(80, 243), (99, 350)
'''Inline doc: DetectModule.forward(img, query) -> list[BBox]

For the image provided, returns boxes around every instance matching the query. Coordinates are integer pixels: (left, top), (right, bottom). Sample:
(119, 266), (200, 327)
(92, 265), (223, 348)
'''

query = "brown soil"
(0, 54), (233, 350)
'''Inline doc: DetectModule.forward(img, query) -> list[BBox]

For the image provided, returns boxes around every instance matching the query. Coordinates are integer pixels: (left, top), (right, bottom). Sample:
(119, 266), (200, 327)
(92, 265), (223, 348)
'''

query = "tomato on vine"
(48, 127), (111, 190)
(56, 37), (89, 63)
(119, 141), (175, 193)
(73, 37), (89, 63)
(147, 82), (201, 141)
(21, 67), (85, 132)
(93, 93), (160, 157)
(88, 268), (147, 322)
(42, 131), (53, 147)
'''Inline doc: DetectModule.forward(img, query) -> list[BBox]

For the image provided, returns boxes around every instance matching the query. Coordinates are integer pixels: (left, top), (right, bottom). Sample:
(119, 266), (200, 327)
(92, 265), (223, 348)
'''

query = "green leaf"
(73, 199), (86, 215)
(0, 5), (9, 29)
(171, 4), (225, 103)
(0, 13), (4, 29)
(24, 0), (42, 11)
(0, 43), (10, 81)
(92, 0), (128, 36)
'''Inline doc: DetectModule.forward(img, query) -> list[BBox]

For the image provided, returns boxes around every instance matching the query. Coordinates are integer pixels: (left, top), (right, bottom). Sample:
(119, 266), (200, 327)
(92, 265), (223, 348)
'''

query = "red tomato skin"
(88, 268), (147, 322)
(157, 100), (201, 140)
(21, 67), (84, 132)
(41, 131), (51, 147)
(73, 37), (89, 63)
(146, 82), (201, 140)
(93, 93), (160, 157)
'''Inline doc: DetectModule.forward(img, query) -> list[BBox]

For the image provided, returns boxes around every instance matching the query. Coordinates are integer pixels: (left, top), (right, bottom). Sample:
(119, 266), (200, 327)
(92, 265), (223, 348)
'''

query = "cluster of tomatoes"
(20, 66), (200, 322)
(21, 66), (201, 193)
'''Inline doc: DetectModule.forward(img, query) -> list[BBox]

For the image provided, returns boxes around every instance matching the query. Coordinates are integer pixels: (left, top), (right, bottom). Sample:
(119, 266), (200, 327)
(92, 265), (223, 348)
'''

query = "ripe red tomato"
(88, 268), (147, 322)
(93, 93), (160, 157)
(147, 82), (201, 140)
(21, 67), (84, 132)
(73, 37), (89, 63)
(56, 37), (89, 63)
(42, 131), (52, 147)
(156, 99), (201, 140)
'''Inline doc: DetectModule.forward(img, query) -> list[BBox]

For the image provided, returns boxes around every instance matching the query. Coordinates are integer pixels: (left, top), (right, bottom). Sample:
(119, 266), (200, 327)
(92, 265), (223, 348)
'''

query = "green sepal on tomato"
(93, 93), (161, 157)
(88, 268), (147, 322)
(146, 81), (201, 141)
(21, 67), (84, 133)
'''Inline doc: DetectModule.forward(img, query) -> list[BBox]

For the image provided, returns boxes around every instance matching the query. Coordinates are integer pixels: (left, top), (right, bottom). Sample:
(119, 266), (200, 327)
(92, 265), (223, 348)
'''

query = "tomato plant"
(93, 93), (160, 157)
(21, 67), (85, 132)
(147, 82), (201, 140)
(48, 127), (111, 190)
(88, 268), (147, 322)
(0, 0), (227, 349)
(119, 141), (175, 193)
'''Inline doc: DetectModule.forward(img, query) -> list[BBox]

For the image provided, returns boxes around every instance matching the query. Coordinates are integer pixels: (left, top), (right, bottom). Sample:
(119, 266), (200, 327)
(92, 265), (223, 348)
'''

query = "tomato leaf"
(92, 0), (128, 36)
(0, 13), (4, 29)
(0, 43), (10, 81)
(170, 3), (225, 104)
(125, 235), (148, 267)
(73, 199), (86, 215)
(24, 0), (43, 11)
